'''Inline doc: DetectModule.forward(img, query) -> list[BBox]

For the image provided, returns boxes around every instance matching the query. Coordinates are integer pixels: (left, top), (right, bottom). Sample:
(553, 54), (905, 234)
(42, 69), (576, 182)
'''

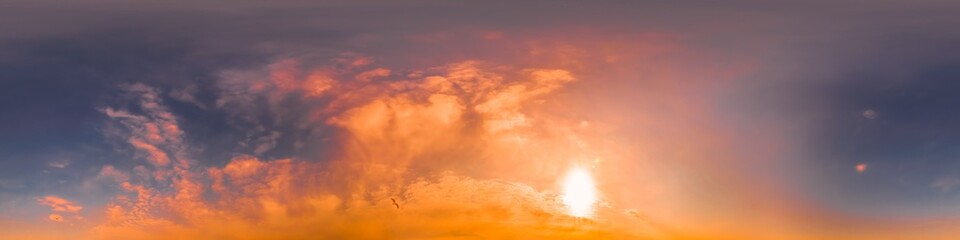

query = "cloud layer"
(82, 51), (675, 239)
(2, 1), (959, 239)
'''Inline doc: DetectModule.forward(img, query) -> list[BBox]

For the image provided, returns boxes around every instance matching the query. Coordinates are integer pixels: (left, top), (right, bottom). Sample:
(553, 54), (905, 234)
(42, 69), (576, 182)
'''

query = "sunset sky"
(2, 1), (960, 239)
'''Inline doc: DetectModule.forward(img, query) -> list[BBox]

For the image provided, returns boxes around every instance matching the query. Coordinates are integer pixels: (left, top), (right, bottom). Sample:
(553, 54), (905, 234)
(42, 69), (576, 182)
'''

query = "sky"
(1, 1), (960, 239)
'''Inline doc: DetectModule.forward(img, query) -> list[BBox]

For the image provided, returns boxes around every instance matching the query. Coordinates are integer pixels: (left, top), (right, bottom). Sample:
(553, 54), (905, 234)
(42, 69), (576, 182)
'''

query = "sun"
(562, 167), (597, 218)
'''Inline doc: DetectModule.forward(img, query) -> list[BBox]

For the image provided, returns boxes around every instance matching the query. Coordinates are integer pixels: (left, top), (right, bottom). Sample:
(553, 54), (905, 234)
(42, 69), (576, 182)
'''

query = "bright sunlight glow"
(562, 167), (597, 218)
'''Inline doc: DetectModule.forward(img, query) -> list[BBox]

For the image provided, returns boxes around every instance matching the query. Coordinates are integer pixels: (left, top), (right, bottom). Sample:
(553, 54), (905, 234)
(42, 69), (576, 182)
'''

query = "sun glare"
(562, 167), (597, 218)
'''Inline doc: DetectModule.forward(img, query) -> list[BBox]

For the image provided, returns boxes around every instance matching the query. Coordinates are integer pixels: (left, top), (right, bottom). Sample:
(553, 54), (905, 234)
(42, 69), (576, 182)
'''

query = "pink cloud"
(39, 196), (82, 213)
(38, 196), (83, 223)
(127, 138), (170, 167)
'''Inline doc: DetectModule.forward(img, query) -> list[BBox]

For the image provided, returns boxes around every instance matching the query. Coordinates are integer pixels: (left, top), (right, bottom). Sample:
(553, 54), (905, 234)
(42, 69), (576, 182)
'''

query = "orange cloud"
(80, 50), (683, 239)
(87, 32), (781, 237)
(127, 138), (170, 167)
(39, 196), (82, 213)
(303, 71), (336, 97)
(47, 35), (926, 239)
(354, 68), (391, 82)
(48, 214), (64, 222)
(38, 196), (83, 223)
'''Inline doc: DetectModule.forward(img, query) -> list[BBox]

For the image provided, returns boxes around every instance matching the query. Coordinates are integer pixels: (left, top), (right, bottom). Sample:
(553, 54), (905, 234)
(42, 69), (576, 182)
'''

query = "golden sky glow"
(0, 32), (950, 240)
(2, 2), (959, 240)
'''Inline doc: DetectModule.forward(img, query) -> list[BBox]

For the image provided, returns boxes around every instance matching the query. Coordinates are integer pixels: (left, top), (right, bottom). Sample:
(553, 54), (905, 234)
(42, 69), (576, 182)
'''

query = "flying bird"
(390, 198), (400, 209)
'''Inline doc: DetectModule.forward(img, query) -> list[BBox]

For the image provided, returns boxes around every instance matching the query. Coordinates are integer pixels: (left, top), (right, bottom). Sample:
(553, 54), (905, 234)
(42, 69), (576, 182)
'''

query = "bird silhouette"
(390, 198), (400, 209)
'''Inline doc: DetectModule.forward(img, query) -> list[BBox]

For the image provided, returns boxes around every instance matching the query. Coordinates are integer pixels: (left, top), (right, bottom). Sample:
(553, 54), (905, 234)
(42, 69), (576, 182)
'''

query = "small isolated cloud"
(856, 163), (868, 173)
(932, 175), (960, 193)
(47, 160), (69, 169)
(48, 214), (64, 222)
(862, 109), (879, 120)
(38, 196), (83, 222)
(38, 196), (82, 213)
